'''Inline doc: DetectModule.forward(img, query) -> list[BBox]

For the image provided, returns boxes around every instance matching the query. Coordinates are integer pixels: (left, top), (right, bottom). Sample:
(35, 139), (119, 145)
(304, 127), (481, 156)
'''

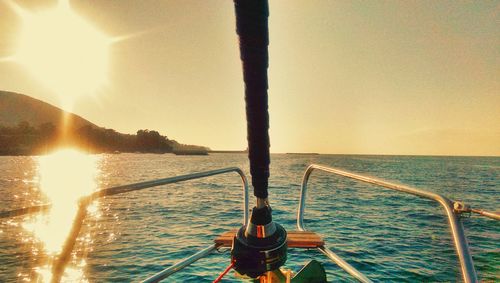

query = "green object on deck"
(291, 260), (327, 283)
(250, 260), (327, 283)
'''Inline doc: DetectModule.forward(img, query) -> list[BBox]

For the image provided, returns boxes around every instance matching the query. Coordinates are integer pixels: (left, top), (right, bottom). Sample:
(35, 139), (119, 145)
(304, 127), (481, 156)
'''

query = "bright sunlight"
(24, 149), (100, 254)
(22, 149), (100, 281)
(12, 0), (110, 109)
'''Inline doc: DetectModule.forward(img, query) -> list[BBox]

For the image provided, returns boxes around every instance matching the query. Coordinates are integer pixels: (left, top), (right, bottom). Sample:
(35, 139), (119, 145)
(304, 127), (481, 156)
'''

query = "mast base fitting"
(231, 206), (287, 278)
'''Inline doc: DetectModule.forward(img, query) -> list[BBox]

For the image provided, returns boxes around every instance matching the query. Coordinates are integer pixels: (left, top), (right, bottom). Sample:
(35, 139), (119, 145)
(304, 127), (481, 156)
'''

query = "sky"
(0, 0), (499, 156)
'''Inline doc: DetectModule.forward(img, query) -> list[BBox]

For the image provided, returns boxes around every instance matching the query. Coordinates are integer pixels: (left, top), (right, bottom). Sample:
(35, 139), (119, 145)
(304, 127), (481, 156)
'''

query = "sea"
(0, 153), (498, 282)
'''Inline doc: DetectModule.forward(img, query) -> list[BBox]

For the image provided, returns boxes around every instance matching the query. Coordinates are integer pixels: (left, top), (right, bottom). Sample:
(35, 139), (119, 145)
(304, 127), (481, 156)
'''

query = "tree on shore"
(0, 121), (185, 155)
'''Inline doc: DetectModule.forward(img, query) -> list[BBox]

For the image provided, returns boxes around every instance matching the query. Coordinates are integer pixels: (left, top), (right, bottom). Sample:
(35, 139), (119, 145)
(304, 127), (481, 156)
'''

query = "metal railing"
(1, 167), (249, 283)
(297, 164), (479, 283)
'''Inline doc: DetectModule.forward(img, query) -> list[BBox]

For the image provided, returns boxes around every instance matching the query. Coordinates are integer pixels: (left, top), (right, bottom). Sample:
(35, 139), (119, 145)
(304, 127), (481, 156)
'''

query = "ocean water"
(0, 153), (498, 282)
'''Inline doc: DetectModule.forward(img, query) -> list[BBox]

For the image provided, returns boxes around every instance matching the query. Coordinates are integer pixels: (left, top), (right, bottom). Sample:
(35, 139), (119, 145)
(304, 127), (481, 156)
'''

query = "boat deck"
(214, 230), (324, 248)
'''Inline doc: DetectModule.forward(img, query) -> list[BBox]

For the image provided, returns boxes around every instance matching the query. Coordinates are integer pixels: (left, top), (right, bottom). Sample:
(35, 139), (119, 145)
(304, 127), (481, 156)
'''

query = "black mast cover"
(234, 0), (270, 199)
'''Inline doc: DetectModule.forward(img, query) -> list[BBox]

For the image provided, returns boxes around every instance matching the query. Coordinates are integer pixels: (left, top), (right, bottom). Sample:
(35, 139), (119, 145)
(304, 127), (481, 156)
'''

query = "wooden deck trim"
(214, 229), (324, 248)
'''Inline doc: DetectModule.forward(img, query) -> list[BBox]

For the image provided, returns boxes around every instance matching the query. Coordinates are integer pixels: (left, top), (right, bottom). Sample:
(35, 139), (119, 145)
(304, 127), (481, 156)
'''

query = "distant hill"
(0, 90), (97, 131)
(0, 90), (208, 155)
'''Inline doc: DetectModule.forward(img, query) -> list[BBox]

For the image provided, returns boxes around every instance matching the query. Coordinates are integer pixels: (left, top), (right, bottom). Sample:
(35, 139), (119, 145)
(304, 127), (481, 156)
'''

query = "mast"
(231, 0), (287, 278)
(234, 0), (271, 207)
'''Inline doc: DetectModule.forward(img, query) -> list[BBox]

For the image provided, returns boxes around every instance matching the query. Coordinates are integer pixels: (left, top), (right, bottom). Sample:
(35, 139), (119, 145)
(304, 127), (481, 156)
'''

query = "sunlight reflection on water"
(22, 149), (101, 282)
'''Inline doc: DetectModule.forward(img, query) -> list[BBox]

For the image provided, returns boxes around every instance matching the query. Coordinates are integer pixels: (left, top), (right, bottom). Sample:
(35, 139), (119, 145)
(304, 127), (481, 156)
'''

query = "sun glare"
(23, 149), (100, 254)
(12, 0), (110, 109)
(22, 149), (100, 281)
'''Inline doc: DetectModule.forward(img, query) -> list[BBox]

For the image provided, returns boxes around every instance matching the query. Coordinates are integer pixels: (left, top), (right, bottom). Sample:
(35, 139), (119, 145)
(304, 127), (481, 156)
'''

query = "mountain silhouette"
(0, 90), (208, 155)
(0, 90), (97, 131)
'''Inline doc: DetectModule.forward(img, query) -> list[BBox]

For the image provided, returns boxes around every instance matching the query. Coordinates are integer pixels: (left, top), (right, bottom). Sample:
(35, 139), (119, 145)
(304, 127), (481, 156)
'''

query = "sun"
(11, 0), (110, 109)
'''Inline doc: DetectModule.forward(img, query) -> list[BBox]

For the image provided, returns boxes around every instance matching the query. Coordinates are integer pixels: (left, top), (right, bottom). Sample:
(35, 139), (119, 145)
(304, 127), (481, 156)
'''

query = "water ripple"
(0, 154), (498, 282)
